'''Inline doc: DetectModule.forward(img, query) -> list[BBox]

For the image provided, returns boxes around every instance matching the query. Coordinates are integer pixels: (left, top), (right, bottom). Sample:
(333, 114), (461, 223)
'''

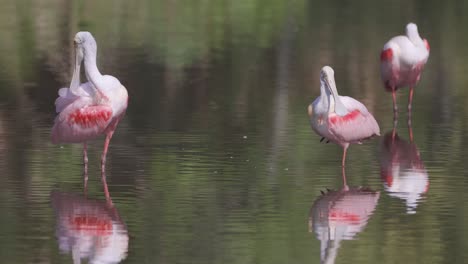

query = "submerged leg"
(102, 170), (113, 207)
(341, 165), (349, 191)
(83, 142), (88, 196)
(392, 117), (398, 143)
(408, 119), (414, 143)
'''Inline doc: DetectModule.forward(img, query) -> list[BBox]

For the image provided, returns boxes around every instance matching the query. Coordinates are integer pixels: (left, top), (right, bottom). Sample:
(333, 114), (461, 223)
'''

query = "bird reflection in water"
(379, 120), (429, 214)
(309, 171), (380, 264)
(51, 191), (128, 264)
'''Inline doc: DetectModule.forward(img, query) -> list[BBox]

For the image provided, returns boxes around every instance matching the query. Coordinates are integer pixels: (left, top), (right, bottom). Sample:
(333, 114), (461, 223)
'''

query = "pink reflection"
(379, 125), (429, 214)
(309, 185), (380, 264)
(51, 191), (128, 264)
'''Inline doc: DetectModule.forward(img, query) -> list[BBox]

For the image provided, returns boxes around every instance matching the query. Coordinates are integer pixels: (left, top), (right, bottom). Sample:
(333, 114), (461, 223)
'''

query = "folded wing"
(52, 97), (113, 144)
(329, 96), (380, 143)
(55, 82), (96, 113)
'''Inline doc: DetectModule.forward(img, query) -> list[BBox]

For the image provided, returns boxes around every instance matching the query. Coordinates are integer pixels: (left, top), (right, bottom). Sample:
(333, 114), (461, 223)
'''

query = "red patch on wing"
(423, 39), (430, 52)
(329, 210), (361, 223)
(329, 110), (361, 125)
(68, 107), (112, 127)
(385, 174), (393, 187)
(70, 215), (112, 235)
(380, 167), (393, 187)
(380, 48), (393, 61)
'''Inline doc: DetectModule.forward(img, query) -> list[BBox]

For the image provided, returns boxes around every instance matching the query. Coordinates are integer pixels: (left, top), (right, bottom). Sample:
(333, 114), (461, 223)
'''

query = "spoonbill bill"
(308, 66), (380, 167)
(380, 23), (430, 117)
(51, 32), (128, 186)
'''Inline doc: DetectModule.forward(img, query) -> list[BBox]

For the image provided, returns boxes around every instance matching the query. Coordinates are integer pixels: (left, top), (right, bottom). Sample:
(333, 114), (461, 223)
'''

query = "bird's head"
(405, 22), (427, 48)
(320, 66), (348, 116)
(405, 23), (419, 36)
(74, 31), (97, 58)
(320, 66), (335, 96)
(69, 32), (97, 92)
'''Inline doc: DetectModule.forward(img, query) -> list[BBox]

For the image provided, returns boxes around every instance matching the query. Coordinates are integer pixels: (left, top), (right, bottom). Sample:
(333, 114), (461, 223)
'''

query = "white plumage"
(308, 66), (380, 167)
(380, 23), (430, 114)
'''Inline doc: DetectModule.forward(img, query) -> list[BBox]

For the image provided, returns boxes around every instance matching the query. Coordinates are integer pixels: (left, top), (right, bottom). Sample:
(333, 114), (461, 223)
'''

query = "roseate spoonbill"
(380, 23), (430, 117)
(309, 182), (379, 264)
(51, 32), (128, 189)
(51, 191), (128, 264)
(379, 123), (428, 214)
(308, 66), (380, 167)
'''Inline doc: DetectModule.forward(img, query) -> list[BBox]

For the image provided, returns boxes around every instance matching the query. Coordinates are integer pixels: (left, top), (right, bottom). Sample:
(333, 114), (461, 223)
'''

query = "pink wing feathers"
(380, 39), (402, 91)
(52, 83), (113, 144)
(328, 96), (380, 144)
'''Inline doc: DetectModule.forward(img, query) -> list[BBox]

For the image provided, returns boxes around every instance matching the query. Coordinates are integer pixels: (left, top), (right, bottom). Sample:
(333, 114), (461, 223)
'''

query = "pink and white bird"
(308, 66), (380, 167)
(380, 23), (430, 116)
(52, 32), (128, 186)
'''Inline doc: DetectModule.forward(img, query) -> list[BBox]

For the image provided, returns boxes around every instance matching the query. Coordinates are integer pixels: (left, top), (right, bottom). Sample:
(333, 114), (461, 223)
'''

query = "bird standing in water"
(380, 23), (430, 118)
(51, 32), (128, 197)
(308, 66), (380, 168)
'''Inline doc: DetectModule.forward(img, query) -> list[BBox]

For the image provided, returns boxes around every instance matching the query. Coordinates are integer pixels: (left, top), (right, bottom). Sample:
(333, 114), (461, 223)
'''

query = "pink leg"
(102, 172), (113, 207)
(341, 166), (349, 191)
(408, 120), (414, 143)
(101, 131), (113, 174)
(100, 116), (123, 204)
(341, 146), (348, 167)
(408, 86), (414, 110)
(392, 87), (398, 120)
(341, 165), (349, 191)
(83, 142), (88, 196)
(408, 86), (414, 123)
(391, 118), (398, 143)
(101, 131), (114, 203)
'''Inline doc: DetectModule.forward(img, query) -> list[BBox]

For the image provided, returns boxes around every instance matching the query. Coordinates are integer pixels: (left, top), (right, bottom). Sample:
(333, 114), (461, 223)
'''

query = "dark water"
(1, 0), (467, 263)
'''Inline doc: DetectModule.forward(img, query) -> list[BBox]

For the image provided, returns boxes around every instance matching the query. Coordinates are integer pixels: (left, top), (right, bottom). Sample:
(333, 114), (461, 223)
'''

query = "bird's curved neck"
(320, 80), (348, 116)
(83, 50), (103, 90)
(319, 80), (331, 111)
(407, 31), (424, 47)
